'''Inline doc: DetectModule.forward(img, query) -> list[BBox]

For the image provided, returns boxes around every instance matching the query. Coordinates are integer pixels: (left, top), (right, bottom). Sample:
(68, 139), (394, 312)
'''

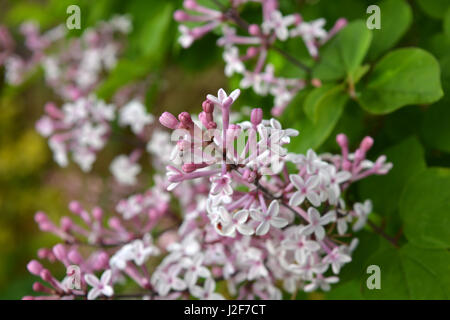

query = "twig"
(367, 220), (399, 248)
(211, 0), (312, 74)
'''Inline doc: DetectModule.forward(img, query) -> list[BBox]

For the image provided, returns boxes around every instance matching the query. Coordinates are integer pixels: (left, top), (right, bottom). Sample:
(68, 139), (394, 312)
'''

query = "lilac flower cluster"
(174, 0), (347, 116)
(1, 16), (131, 96)
(2, 17), (157, 182)
(25, 88), (392, 300)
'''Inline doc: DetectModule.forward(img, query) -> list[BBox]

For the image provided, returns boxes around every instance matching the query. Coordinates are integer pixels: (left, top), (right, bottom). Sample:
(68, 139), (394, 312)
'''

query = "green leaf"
(325, 280), (364, 300)
(287, 89), (348, 153)
(303, 84), (343, 122)
(359, 48), (443, 114)
(445, 7), (450, 37)
(137, 2), (173, 59)
(313, 20), (372, 82)
(358, 136), (426, 217)
(399, 167), (450, 249)
(367, 0), (412, 61)
(95, 56), (155, 100)
(421, 99), (450, 153)
(416, 0), (450, 20)
(363, 241), (450, 299)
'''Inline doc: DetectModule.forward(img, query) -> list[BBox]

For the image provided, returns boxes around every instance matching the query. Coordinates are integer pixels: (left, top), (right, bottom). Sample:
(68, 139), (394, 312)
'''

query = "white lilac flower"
(110, 154), (141, 185)
(116, 194), (144, 220)
(152, 265), (187, 296)
(207, 88), (241, 107)
(292, 149), (326, 174)
(119, 100), (154, 134)
(217, 207), (254, 237)
(72, 147), (96, 172)
(304, 274), (339, 292)
(210, 173), (233, 196)
(129, 239), (160, 266)
(84, 270), (114, 300)
(251, 200), (288, 236)
(77, 122), (108, 150)
(321, 166), (351, 204)
(178, 25), (194, 48)
(352, 200), (373, 231)
(322, 247), (352, 274)
(190, 278), (224, 300)
(48, 139), (68, 167)
(180, 253), (211, 287)
(223, 46), (245, 76)
(62, 100), (88, 125)
(290, 18), (327, 57)
(300, 208), (336, 240)
(282, 229), (320, 265)
(240, 72), (270, 96)
(35, 116), (54, 137)
(262, 10), (296, 41)
(289, 174), (321, 207)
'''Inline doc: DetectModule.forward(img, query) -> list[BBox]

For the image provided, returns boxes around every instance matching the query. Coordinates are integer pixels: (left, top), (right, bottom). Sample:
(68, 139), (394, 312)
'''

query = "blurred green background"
(0, 0), (449, 299)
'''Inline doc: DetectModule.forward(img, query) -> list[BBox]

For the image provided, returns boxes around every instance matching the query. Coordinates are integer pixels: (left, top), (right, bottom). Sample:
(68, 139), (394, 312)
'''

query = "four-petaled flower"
(304, 274), (339, 292)
(322, 247), (352, 274)
(262, 10), (296, 41)
(251, 200), (288, 236)
(207, 88), (240, 107)
(300, 208), (336, 240)
(352, 200), (372, 231)
(218, 207), (254, 237)
(190, 278), (224, 300)
(84, 269), (114, 300)
(289, 174), (321, 207)
(180, 253), (211, 287)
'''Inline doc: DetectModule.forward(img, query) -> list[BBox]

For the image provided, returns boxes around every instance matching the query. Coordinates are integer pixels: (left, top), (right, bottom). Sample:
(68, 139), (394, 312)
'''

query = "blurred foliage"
(0, 0), (449, 299)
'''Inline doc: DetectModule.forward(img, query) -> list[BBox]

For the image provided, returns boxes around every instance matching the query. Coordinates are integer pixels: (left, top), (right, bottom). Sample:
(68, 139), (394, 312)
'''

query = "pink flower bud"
(184, 0), (198, 10)
(68, 249), (83, 265)
(246, 47), (259, 58)
(207, 121), (217, 129)
(92, 207), (103, 220)
(333, 18), (348, 31)
(173, 10), (189, 22)
(27, 260), (43, 275)
(251, 108), (263, 125)
(360, 136), (374, 152)
(52, 244), (67, 261)
(32, 282), (48, 293)
(248, 24), (260, 36)
(109, 217), (122, 230)
(95, 252), (109, 269)
(44, 102), (63, 119)
(178, 112), (194, 128)
(336, 134), (348, 148)
(69, 201), (83, 214)
(159, 112), (179, 129)
(202, 100), (214, 113)
(311, 78), (322, 87)
(34, 211), (48, 224)
(60, 216), (73, 231)
(158, 231), (179, 251)
(40, 269), (53, 282)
